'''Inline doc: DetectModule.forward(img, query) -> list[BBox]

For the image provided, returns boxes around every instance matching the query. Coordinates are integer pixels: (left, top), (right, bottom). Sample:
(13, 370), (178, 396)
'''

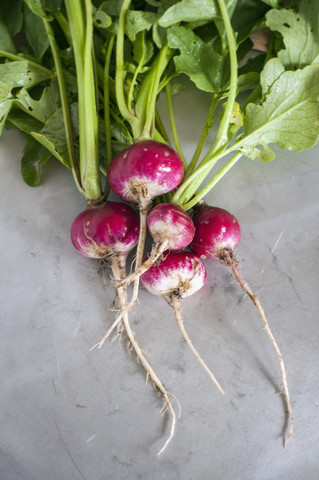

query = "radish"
(117, 203), (195, 288)
(190, 205), (294, 444)
(108, 141), (184, 205)
(141, 251), (225, 395)
(70, 201), (140, 259)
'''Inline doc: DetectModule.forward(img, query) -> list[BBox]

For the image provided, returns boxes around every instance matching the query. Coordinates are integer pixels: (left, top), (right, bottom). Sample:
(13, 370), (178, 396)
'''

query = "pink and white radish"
(141, 251), (225, 395)
(190, 205), (294, 444)
(71, 201), (177, 456)
(117, 203), (195, 288)
(71, 201), (140, 259)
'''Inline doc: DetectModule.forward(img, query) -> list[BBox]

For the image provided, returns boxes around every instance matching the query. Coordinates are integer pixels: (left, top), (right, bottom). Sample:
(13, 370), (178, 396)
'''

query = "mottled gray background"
(1, 84), (319, 479)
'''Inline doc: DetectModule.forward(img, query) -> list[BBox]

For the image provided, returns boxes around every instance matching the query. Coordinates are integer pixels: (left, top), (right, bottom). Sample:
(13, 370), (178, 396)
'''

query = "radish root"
(111, 255), (177, 456)
(169, 295), (225, 395)
(223, 249), (294, 445)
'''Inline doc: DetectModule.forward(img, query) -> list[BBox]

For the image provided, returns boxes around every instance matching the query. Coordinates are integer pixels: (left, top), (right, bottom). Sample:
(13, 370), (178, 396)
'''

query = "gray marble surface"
(1, 86), (319, 480)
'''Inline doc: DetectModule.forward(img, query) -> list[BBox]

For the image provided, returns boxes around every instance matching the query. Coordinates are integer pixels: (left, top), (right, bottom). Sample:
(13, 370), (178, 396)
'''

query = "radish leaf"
(167, 26), (224, 92)
(23, 4), (50, 58)
(0, 61), (51, 88)
(30, 104), (79, 168)
(159, 0), (235, 27)
(126, 11), (156, 41)
(266, 0), (319, 68)
(14, 81), (60, 123)
(242, 64), (319, 158)
(21, 135), (51, 186)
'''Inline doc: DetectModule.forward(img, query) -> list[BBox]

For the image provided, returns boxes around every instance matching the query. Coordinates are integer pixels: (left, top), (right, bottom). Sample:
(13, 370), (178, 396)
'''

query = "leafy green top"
(0, 0), (318, 208)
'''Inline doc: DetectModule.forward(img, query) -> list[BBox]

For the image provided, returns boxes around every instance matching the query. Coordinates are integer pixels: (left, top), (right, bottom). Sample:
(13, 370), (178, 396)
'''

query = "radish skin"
(191, 205), (294, 444)
(70, 201), (140, 259)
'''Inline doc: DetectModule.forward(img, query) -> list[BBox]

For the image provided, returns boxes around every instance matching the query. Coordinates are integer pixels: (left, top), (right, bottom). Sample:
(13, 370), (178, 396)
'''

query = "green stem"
(0, 49), (54, 77)
(173, 0), (238, 204)
(209, 0), (237, 153)
(185, 93), (219, 179)
(104, 35), (115, 170)
(140, 46), (171, 140)
(180, 152), (242, 210)
(165, 83), (187, 169)
(127, 31), (146, 113)
(171, 144), (236, 205)
(42, 18), (83, 195)
(65, 0), (102, 203)
(115, 0), (138, 126)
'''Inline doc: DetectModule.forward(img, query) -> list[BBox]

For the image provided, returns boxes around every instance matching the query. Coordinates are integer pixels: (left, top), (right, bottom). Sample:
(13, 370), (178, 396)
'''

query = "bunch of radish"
(3, 0), (310, 458)
(70, 139), (293, 454)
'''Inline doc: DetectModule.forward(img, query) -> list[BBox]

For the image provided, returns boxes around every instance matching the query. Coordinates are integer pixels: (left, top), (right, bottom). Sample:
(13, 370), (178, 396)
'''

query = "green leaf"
(97, 0), (122, 16)
(239, 144), (275, 162)
(133, 31), (154, 65)
(0, 98), (13, 135)
(0, 20), (16, 53)
(0, 80), (13, 98)
(242, 65), (319, 158)
(0, 0), (23, 36)
(159, 0), (235, 27)
(231, 0), (270, 43)
(30, 103), (79, 169)
(167, 25), (224, 92)
(259, 57), (284, 95)
(24, 4), (49, 58)
(6, 109), (43, 134)
(237, 72), (260, 93)
(126, 11), (156, 42)
(151, 0), (179, 48)
(21, 135), (51, 186)
(0, 61), (51, 88)
(23, 0), (61, 17)
(93, 8), (112, 29)
(23, 0), (46, 18)
(266, 0), (319, 68)
(15, 81), (60, 123)
(42, 0), (63, 11)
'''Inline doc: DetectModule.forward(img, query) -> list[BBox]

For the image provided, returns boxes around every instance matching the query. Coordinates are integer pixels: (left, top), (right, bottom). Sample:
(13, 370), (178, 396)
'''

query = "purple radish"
(71, 201), (140, 259)
(190, 205), (294, 444)
(118, 203), (195, 288)
(71, 202), (176, 456)
(141, 251), (225, 396)
(108, 140), (184, 206)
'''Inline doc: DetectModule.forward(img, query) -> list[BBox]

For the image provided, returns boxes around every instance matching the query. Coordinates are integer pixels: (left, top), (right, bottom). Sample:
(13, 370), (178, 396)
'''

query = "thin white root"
(90, 314), (124, 351)
(115, 240), (169, 289)
(224, 250), (294, 445)
(170, 296), (225, 395)
(112, 257), (177, 456)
